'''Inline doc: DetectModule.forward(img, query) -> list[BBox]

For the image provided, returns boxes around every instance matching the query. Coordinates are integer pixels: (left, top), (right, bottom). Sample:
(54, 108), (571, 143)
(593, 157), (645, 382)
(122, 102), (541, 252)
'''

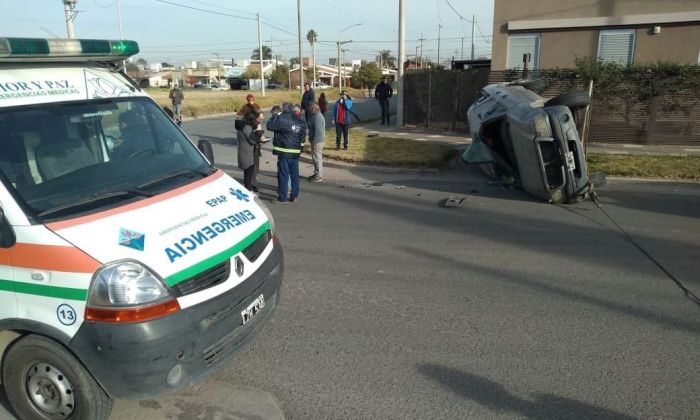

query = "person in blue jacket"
(267, 104), (307, 203)
(332, 90), (353, 150)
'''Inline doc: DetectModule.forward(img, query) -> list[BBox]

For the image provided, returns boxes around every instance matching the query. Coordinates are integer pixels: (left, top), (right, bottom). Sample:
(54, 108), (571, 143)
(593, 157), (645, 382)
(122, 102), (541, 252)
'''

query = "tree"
(307, 29), (318, 85)
(161, 62), (174, 68)
(289, 57), (300, 66)
(352, 62), (381, 90)
(243, 68), (261, 80)
(251, 46), (272, 60)
(270, 64), (289, 85)
(376, 50), (396, 69)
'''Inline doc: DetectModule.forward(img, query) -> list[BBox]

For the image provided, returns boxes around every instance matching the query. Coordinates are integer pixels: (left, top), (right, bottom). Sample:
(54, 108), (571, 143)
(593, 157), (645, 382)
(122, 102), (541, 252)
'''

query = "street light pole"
(257, 13), (265, 97)
(116, 0), (123, 39)
(297, 0), (303, 94)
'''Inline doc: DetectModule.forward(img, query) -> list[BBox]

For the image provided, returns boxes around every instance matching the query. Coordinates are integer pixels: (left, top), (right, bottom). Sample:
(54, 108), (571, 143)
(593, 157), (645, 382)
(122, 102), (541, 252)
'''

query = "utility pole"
(297, 0), (303, 94)
(418, 34), (425, 69)
(471, 15), (475, 60)
(213, 52), (221, 83)
(116, 0), (123, 39)
(461, 37), (464, 60)
(336, 40), (351, 91)
(257, 14), (265, 96)
(63, 0), (78, 38)
(397, 0), (405, 126)
(437, 24), (442, 68)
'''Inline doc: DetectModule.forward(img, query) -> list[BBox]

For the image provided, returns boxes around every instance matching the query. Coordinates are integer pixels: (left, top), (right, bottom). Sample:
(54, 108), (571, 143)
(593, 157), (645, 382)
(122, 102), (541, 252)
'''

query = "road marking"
(428, 135), (444, 138)
(623, 144), (643, 148)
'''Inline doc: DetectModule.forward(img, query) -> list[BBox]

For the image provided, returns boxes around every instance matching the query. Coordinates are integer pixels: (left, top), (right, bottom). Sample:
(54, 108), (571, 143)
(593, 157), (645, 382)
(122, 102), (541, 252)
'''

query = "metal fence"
(404, 68), (700, 145)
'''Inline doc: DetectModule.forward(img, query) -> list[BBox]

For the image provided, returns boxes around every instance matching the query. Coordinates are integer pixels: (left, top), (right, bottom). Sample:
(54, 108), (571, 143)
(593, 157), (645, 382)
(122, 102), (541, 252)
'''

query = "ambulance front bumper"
(69, 238), (283, 399)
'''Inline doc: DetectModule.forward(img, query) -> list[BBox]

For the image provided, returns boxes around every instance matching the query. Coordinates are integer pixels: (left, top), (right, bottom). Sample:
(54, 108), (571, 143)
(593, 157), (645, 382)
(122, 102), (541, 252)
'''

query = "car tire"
(2, 334), (113, 420)
(198, 139), (215, 164)
(545, 91), (591, 109)
(511, 77), (547, 91)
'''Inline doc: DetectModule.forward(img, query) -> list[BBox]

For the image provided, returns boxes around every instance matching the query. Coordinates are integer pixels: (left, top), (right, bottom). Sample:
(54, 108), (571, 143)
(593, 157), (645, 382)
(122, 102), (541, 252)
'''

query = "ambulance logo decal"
(119, 228), (145, 251)
(229, 188), (250, 202)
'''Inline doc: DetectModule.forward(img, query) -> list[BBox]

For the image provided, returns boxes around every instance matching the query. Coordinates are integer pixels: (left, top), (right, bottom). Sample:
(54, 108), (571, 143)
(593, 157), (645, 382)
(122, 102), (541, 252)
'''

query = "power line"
(444, 0), (466, 20)
(154, 0), (255, 20)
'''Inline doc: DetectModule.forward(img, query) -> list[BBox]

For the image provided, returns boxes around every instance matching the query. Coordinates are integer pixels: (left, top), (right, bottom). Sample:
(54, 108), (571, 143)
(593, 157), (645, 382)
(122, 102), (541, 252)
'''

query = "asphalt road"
(2, 114), (698, 420)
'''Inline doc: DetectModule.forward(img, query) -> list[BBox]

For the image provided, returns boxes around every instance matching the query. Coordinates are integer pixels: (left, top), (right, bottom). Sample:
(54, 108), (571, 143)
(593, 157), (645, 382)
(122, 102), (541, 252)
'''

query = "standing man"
(307, 100), (325, 182)
(267, 104), (306, 203)
(374, 77), (393, 125)
(332, 90), (353, 150)
(301, 82), (315, 122)
(168, 83), (184, 125)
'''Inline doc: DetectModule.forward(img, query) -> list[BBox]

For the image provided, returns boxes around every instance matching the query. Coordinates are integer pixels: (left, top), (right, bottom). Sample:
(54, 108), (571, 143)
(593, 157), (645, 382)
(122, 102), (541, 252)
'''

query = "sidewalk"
(353, 121), (700, 157)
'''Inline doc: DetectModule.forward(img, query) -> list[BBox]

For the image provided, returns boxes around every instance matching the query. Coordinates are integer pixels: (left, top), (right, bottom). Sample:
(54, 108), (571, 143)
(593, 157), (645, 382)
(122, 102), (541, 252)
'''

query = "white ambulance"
(0, 37), (283, 419)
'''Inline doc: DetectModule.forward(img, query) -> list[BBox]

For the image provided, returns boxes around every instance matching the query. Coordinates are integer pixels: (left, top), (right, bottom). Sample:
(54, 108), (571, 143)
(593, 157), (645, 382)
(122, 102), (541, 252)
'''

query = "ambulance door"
(0, 240), (17, 320)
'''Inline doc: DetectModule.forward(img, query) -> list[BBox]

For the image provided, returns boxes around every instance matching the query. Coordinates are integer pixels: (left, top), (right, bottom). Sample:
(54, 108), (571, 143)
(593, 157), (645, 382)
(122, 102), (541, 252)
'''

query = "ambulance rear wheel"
(2, 334), (113, 420)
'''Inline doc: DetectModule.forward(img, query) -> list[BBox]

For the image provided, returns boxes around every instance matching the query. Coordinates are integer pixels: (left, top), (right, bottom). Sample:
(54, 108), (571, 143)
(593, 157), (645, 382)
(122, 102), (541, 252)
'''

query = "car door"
(0, 223), (17, 322)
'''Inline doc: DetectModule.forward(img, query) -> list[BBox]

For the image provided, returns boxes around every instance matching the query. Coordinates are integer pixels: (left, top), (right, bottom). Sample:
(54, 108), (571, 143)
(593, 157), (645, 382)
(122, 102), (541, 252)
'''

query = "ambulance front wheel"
(2, 334), (113, 420)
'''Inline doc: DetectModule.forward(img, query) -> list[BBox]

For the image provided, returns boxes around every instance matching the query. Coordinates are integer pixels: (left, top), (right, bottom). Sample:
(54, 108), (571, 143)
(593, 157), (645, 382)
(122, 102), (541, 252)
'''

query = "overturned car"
(463, 82), (591, 203)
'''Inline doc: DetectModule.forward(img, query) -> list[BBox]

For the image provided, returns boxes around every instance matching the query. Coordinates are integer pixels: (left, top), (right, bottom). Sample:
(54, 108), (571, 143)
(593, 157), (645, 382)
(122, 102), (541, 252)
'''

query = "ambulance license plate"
(566, 151), (576, 170)
(241, 294), (265, 325)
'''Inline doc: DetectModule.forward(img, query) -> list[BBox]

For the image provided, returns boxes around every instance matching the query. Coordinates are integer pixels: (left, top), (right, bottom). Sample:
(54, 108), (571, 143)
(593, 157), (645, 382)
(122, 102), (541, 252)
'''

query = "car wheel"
(198, 139), (215, 164)
(545, 91), (591, 109)
(2, 334), (113, 420)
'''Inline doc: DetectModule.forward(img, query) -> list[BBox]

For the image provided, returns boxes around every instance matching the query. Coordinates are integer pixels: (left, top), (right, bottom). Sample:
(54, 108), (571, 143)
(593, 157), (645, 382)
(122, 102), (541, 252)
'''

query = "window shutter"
(507, 34), (540, 70)
(598, 30), (635, 65)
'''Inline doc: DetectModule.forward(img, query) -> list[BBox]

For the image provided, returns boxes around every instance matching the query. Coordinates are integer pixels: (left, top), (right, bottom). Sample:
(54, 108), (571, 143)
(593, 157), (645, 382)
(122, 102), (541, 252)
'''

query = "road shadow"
(189, 133), (236, 146)
(417, 363), (637, 420)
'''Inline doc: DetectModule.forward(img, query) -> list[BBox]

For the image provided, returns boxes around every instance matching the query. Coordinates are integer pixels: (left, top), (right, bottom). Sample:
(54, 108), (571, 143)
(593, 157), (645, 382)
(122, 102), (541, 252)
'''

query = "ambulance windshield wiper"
(137, 168), (211, 191)
(37, 188), (154, 218)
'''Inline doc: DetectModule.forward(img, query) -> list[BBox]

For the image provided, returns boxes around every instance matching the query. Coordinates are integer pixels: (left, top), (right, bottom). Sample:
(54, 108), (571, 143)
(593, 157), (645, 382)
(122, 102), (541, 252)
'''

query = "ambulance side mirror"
(0, 208), (16, 248)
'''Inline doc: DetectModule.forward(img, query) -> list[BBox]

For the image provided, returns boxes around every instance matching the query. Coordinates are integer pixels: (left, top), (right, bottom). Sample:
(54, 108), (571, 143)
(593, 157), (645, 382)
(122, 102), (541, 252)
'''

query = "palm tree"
(306, 29), (318, 86)
(376, 50), (396, 69)
(251, 46), (272, 60)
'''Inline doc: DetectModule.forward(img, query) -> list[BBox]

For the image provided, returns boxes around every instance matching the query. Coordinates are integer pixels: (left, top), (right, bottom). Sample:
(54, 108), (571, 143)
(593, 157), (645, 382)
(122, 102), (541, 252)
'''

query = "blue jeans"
(277, 156), (299, 201)
(335, 123), (349, 148)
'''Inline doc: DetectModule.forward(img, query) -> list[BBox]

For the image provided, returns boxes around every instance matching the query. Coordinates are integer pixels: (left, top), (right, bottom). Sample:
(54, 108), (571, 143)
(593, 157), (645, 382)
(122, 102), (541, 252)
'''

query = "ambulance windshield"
(0, 97), (214, 221)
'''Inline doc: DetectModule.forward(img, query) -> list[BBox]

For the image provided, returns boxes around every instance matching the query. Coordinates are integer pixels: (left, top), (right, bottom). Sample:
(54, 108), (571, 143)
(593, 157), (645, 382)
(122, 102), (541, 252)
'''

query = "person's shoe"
(335, 145), (340, 150)
(343, 145), (348, 150)
(309, 176), (322, 183)
(272, 199), (287, 204)
(289, 197), (298, 203)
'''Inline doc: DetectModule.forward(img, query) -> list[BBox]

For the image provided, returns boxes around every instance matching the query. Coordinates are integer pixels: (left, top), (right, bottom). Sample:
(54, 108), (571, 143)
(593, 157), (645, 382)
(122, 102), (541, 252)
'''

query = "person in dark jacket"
(267, 104), (306, 202)
(300, 82), (315, 122)
(374, 77), (393, 125)
(237, 110), (264, 192)
(332, 90), (353, 150)
(318, 92), (328, 116)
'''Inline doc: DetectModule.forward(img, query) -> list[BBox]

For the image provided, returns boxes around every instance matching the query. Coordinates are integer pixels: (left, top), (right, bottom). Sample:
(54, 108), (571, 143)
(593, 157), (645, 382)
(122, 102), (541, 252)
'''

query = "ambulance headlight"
(254, 195), (276, 235)
(88, 260), (171, 307)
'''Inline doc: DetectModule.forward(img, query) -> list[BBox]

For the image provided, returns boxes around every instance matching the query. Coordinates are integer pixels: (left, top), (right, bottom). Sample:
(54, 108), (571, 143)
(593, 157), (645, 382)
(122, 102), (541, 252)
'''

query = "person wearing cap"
(374, 77), (393, 125)
(300, 82), (315, 122)
(168, 84), (184, 125)
(331, 90), (353, 150)
(267, 104), (306, 203)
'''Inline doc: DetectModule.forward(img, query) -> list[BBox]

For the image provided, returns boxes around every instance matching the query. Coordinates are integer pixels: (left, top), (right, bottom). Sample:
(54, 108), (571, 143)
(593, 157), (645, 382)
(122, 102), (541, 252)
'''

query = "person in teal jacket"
(331, 90), (353, 150)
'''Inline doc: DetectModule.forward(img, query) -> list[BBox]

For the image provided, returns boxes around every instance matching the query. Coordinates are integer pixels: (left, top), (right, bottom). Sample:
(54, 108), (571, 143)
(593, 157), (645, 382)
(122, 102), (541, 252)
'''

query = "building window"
(507, 33), (540, 70)
(598, 30), (635, 65)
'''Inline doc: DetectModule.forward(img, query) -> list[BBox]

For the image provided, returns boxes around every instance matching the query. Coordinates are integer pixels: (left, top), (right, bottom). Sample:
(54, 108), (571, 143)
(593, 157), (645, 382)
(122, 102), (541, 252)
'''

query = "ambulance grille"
(242, 229), (272, 262)
(173, 261), (230, 296)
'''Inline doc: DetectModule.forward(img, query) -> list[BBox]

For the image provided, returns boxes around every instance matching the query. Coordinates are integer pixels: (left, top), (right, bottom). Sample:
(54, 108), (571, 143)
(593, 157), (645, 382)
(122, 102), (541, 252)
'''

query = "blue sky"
(0, 0), (494, 66)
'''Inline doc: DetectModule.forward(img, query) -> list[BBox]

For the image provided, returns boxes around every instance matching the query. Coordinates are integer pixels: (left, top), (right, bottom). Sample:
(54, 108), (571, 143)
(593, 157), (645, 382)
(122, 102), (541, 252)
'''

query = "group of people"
(231, 77), (393, 204)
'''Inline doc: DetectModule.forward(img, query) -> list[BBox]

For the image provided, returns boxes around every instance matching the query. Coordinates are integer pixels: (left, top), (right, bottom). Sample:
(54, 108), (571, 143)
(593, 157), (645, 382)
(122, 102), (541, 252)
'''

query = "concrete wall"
(493, 0), (700, 70)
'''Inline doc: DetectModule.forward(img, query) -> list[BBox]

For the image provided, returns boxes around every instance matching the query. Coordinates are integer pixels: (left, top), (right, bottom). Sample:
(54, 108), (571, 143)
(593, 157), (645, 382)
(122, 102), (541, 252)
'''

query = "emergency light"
(0, 37), (139, 61)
